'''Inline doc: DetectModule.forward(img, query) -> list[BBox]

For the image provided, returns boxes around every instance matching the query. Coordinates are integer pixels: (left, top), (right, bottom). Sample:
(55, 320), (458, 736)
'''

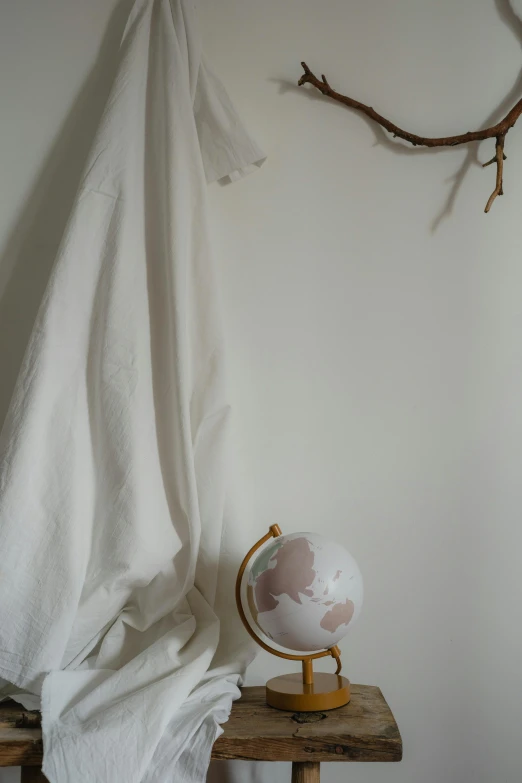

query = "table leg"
(291, 761), (320, 783)
(21, 768), (48, 782)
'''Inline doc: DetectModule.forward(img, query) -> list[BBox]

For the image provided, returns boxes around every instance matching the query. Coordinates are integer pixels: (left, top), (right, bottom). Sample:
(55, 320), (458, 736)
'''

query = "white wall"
(1, 1), (522, 782)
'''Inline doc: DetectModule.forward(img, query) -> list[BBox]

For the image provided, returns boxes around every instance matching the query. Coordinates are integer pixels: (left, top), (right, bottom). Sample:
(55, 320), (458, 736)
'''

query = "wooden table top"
(0, 684), (402, 767)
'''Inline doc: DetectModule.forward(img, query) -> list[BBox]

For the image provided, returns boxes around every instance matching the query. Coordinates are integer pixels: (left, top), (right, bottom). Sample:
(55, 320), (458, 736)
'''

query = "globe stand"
(236, 525), (351, 712)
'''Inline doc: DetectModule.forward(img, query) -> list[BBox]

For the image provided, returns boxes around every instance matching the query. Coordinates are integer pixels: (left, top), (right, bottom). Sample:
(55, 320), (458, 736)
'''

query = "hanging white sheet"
(0, 1), (265, 780)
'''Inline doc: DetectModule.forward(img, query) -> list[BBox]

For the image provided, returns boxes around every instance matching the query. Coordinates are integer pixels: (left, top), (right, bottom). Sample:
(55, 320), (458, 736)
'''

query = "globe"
(245, 531), (363, 653)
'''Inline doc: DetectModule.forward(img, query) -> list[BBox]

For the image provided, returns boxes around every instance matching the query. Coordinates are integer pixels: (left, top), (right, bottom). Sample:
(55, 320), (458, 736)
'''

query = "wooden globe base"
(266, 672), (351, 712)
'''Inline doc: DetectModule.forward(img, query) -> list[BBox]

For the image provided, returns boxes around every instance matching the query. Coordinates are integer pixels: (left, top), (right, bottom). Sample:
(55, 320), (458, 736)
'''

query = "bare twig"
(298, 61), (522, 212)
(484, 135), (505, 213)
(482, 152), (507, 167)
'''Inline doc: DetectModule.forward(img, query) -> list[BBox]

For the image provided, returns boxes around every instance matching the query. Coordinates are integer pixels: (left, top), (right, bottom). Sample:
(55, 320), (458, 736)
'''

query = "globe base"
(266, 672), (350, 712)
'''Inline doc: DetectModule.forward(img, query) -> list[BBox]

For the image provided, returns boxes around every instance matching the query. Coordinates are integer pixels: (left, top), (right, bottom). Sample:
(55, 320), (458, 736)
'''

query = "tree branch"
(298, 61), (522, 213)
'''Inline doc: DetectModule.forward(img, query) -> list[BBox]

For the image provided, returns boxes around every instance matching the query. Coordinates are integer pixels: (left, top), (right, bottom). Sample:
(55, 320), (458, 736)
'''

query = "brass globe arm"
(235, 524), (342, 683)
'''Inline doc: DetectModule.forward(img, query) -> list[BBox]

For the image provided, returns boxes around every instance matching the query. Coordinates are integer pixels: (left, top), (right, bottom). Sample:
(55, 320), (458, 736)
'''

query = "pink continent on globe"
(254, 537), (316, 612)
(320, 599), (355, 633)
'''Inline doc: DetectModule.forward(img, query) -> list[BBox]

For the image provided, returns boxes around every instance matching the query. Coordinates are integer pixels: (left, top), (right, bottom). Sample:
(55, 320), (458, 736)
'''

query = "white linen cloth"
(0, 1), (264, 780)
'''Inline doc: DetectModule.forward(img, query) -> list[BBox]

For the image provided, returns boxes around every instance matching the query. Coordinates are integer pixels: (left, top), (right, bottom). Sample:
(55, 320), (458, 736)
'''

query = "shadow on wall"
(0, 0), (134, 430)
(273, 0), (522, 232)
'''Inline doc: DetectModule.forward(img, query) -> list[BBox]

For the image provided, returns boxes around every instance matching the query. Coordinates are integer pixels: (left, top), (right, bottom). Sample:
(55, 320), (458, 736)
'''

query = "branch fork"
(298, 61), (522, 212)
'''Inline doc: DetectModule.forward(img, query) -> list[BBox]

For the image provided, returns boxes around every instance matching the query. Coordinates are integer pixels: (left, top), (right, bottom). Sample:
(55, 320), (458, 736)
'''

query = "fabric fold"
(0, 1), (264, 780)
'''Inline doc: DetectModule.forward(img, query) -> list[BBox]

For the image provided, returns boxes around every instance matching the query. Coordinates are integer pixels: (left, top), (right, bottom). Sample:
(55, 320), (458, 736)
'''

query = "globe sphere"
(244, 531), (363, 653)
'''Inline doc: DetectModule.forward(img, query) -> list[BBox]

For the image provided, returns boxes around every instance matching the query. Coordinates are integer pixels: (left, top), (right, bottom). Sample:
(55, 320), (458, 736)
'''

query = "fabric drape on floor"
(0, 1), (265, 780)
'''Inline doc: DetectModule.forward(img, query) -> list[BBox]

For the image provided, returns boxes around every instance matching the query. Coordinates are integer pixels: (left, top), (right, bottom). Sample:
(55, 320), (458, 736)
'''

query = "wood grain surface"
(213, 684), (402, 762)
(0, 683), (402, 767)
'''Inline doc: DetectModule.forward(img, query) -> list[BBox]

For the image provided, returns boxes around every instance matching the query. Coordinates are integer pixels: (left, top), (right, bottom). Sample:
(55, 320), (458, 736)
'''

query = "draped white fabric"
(0, 1), (264, 780)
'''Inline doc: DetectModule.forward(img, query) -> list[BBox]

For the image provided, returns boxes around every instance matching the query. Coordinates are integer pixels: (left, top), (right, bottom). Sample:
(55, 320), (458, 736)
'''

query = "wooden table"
(0, 684), (402, 782)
